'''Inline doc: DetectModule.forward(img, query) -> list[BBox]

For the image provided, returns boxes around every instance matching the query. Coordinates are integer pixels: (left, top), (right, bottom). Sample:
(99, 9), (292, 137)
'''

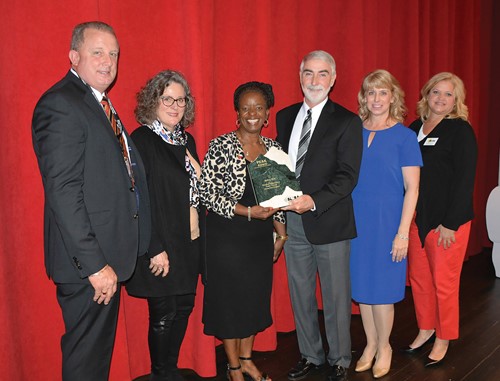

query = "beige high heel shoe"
(354, 358), (374, 372)
(372, 348), (392, 379)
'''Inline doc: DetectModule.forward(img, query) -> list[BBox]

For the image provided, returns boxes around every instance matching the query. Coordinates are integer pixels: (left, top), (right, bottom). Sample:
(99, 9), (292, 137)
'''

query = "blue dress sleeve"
(399, 128), (423, 167)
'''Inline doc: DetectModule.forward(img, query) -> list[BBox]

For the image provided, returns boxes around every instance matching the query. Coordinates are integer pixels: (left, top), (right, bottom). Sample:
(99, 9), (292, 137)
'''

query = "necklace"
(235, 132), (263, 157)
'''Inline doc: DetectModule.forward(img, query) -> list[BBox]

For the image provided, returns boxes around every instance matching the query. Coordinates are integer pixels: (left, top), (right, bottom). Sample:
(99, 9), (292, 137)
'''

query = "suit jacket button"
(130, 187), (135, 192)
(133, 213), (139, 219)
(72, 256), (82, 269)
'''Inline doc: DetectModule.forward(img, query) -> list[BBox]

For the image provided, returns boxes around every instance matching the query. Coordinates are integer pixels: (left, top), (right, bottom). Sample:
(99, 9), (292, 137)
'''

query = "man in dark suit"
(32, 21), (150, 380)
(277, 50), (363, 381)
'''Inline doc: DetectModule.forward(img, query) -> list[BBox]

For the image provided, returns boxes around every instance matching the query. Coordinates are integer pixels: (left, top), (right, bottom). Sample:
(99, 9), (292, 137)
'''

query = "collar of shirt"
(70, 69), (129, 150)
(288, 97), (329, 170)
(70, 69), (106, 101)
(301, 96), (329, 129)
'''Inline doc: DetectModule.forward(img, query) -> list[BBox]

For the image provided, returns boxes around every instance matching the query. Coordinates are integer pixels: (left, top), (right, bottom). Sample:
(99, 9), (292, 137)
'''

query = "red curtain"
(1, 0), (498, 379)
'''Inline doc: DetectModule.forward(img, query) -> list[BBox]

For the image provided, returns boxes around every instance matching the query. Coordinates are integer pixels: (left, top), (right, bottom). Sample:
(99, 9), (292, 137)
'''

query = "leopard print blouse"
(199, 131), (286, 224)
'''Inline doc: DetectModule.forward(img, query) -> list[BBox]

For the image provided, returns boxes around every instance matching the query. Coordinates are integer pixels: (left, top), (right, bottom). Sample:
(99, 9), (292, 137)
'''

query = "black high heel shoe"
(424, 355), (445, 367)
(425, 341), (449, 367)
(239, 357), (271, 381)
(402, 332), (436, 354)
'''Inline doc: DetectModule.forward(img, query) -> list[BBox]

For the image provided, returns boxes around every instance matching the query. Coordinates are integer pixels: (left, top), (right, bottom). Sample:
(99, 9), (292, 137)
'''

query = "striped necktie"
(295, 109), (312, 178)
(101, 97), (135, 186)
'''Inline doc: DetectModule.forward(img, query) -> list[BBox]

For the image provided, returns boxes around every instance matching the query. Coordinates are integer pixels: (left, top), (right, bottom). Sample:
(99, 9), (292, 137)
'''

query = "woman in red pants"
(405, 72), (477, 367)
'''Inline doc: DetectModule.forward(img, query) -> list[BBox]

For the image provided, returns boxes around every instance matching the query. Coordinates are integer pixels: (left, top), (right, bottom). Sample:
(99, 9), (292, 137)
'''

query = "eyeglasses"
(160, 96), (187, 108)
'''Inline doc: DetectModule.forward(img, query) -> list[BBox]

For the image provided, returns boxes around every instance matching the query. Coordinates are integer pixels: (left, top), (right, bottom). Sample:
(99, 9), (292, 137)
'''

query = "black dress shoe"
(402, 332), (436, 354)
(288, 359), (323, 380)
(424, 355), (445, 367)
(327, 365), (347, 381)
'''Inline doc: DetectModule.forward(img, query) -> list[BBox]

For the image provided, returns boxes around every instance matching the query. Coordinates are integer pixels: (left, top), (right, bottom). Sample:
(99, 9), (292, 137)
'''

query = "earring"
(264, 120), (269, 127)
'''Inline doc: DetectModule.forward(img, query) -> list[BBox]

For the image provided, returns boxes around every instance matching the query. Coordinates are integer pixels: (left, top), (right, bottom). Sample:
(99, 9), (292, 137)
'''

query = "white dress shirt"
(288, 97), (329, 171)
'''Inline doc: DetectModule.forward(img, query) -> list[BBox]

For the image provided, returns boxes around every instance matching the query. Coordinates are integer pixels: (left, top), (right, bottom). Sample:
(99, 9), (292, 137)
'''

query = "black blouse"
(409, 118), (477, 246)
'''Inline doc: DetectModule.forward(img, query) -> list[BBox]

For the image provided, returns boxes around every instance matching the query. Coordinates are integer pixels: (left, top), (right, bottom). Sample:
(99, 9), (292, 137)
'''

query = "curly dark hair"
(233, 81), (274, 111)
(135, 70), (195, 127)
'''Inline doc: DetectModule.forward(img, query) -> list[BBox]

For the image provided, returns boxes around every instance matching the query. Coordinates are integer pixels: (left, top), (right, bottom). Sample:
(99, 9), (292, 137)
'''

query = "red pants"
(408, 219), (471, 340)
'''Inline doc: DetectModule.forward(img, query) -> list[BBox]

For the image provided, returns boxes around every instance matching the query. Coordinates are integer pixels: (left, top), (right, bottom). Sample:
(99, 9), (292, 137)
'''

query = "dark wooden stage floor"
(135, 249), (500, 381)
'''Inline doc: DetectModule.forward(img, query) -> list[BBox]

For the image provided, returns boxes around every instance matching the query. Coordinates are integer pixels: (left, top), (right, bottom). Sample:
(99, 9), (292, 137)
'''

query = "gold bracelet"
(395, 233), (409, 240)
(276, 234), (288, 241)
(247, 206), (251, 221)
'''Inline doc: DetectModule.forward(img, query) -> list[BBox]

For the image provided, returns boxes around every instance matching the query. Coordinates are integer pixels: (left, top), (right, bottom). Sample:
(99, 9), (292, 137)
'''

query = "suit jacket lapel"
(66, 71), (120, 143)
(281, 104), (302, 152)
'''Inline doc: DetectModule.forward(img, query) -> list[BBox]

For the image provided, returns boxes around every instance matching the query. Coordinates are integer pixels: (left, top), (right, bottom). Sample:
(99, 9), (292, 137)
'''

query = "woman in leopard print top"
(200, 82), (286, 381)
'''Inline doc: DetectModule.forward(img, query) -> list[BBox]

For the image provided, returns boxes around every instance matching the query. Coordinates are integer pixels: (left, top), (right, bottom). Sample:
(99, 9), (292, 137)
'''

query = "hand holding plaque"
(248, 147), (302, 208)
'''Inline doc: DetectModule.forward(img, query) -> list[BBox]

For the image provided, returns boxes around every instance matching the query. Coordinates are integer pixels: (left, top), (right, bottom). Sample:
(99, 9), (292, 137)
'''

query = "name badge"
(424, 137), (439, 146)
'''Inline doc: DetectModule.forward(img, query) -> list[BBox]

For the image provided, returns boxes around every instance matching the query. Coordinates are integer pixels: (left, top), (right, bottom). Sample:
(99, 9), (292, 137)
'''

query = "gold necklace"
(236, 132), (263, 157)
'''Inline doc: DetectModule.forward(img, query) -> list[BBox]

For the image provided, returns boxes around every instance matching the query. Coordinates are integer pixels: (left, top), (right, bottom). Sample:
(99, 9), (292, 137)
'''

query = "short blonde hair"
(416, 72), (468, 122)
(357, 69), (406, 123)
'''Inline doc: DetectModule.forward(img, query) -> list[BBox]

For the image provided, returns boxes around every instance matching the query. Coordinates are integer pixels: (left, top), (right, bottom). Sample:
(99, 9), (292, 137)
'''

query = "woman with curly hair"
(350, 70), (422, 378)
(125, 70), (204, 381)
(199, 81), (286, 381)
(404, 72), (477, 367)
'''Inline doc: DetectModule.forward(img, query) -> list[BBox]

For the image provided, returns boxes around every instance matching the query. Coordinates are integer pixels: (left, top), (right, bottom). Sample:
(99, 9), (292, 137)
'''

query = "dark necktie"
(101, 97), (135, 186)
(295, 109), (312, 178)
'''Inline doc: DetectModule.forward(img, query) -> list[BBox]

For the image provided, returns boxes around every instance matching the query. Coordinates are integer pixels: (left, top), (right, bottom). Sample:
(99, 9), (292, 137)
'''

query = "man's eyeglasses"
(160, 96), (187, 108)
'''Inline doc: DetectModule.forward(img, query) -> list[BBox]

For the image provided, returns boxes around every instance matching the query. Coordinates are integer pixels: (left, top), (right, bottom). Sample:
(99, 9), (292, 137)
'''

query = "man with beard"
(277, 50), (362, 381)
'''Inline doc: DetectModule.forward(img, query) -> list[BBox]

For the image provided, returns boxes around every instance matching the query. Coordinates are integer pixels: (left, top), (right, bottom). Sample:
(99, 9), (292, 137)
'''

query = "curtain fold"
(0, 1), (497, 379)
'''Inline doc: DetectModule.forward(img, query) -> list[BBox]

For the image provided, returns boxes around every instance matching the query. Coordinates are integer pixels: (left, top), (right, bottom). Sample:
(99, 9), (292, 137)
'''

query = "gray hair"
(300, 50), (336, 75)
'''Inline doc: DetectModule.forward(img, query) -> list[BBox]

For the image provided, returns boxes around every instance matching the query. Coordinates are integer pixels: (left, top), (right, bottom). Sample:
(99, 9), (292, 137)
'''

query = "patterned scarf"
(147, 120), (199, 208)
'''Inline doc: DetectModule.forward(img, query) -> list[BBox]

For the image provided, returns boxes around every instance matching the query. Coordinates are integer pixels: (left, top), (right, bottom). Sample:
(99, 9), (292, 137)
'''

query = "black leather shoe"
(327, 365), (347, 381)
(288, 359), (323, 380)
(402, 332), (436, 354)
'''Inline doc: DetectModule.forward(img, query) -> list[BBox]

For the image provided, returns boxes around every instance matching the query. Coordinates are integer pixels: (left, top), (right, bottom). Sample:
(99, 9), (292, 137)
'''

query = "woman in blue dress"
(350, 70), (422, 378)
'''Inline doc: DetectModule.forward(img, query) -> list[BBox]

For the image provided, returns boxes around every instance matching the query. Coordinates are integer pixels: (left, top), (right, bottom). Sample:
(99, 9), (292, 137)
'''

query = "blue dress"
(351, 123), (422, 304)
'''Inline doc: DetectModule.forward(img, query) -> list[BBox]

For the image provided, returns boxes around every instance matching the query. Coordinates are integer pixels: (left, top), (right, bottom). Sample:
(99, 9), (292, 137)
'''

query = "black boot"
(148, 297), (176, 380)
(165, 294), (195, 381)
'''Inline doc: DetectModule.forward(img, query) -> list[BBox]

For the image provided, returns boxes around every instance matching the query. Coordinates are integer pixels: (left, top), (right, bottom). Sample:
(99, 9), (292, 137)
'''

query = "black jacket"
(276, 99), (363, 244)
(32, 71), (151, 283)
(409, 117), (477, 245)
(126, 126), (205, 297)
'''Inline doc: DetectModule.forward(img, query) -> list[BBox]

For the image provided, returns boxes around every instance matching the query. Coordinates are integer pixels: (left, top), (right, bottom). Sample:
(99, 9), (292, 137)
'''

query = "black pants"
(56, 282), (120, 381)
(147, 294), (195, 381)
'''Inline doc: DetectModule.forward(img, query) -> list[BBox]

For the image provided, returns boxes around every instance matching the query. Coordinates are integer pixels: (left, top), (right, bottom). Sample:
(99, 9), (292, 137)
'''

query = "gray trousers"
(284, 212), (352, 368)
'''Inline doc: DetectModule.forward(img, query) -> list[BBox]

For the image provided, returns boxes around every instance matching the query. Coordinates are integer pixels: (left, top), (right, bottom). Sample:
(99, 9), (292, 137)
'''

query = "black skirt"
(202, 167), (274, 339)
